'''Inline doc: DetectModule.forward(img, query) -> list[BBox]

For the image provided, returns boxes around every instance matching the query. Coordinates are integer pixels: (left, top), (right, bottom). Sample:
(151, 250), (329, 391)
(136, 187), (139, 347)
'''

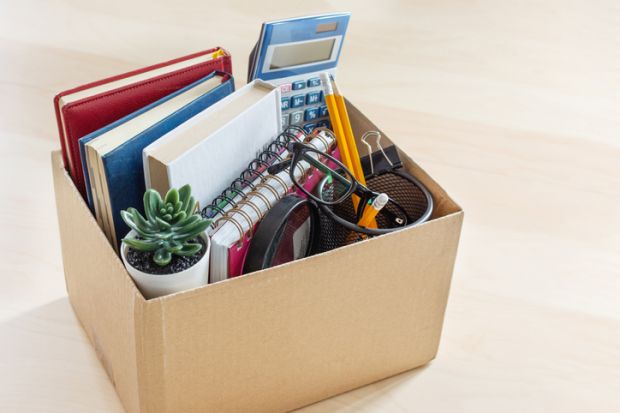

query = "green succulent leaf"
(144, 190), (162, 223)
(121, 184), (208, 267)
(171, 211), (187, 224)
(121, 210), (152, 238)
(172, 220), (209, 241)
(123, 237), (160, 252)
(153, 248), (172, 266)
(174, 214), (200, 227)
(178, 184), (191, 205)
(175, 218), (208, 234)
(183, 196), (197, 215)
(174, 242), (202, 256)
(165, 241), (183, 253)
(155, 216), (172, 230)
(120, 209), (134, 226)
(130, 208), (156, 233)
(164, 188), (179, 206)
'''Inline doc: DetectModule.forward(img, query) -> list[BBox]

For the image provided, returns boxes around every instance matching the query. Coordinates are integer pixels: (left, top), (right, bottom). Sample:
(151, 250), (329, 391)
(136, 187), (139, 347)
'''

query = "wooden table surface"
(1, 1), (619, 412)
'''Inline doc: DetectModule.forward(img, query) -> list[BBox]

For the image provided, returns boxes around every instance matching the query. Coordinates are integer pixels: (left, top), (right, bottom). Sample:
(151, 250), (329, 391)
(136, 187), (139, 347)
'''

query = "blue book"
(79, 72), (234, 250)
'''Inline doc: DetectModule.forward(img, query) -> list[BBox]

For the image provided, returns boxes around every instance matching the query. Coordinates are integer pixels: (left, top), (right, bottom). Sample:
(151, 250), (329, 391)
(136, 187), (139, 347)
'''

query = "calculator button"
(290, 111), (304, 124)
(281, 113), (290, 128)
(281, 97), (290, 111)
(303, 123), (317, 134)
(317, 120), (330, 129)
(307, 77), (321, 88)
(306, 91), (321, 105)
(304, 108), (319, 122)
(318, 105), (328, 117)
(319, 91), (325, 102)
(292, 80), (306, 90)
(291, 94), (305, 108)
(280, 83), (292, 93)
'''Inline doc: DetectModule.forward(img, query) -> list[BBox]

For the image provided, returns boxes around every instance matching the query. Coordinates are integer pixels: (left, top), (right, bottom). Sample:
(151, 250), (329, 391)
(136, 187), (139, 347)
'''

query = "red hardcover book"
(54, 47), (232, 198)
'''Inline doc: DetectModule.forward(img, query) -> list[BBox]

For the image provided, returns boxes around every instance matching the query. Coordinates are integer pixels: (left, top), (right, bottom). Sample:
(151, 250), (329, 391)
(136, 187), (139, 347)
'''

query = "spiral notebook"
(208, 129), (338, 283)
(202, 127), (306, 223)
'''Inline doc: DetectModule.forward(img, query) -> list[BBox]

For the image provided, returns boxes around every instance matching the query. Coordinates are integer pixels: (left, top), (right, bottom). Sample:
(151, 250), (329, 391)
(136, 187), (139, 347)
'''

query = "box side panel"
(135, 301), (166, 413)
(51, 151), (143, 413)
(151, 210), (462, 413)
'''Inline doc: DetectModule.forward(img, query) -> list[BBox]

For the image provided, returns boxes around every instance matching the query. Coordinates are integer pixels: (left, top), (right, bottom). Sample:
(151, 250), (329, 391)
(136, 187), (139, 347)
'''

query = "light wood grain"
(1, 1), (619, 412)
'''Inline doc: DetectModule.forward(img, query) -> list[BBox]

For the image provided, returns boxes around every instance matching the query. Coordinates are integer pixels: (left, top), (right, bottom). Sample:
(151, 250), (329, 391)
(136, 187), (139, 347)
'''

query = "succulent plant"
(120, 185), (209, 267)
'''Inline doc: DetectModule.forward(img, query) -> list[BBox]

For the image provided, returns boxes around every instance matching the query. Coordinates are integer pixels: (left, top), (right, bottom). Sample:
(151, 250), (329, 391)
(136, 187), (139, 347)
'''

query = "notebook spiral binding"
(203, 126), (337, 245)
(201, 125), (306, 225)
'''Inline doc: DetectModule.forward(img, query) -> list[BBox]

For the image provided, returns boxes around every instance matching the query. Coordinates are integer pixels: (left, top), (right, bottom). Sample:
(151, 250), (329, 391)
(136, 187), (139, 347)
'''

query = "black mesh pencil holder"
(313, 168), (434, 254)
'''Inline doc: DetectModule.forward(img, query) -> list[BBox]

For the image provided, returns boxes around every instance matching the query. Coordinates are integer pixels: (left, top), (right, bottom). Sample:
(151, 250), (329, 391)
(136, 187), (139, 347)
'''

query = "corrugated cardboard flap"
(52, 151), (146, 413)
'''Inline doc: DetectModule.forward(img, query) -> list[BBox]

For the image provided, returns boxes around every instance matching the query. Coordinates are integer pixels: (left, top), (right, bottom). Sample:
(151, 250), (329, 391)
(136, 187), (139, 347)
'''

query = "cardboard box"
(52, 102), (463, 413)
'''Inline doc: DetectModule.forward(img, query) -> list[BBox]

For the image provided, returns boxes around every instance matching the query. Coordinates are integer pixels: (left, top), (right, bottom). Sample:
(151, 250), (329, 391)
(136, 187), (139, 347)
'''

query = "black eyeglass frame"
(269, 142), (379, 207)
(268, 142), (413, 234)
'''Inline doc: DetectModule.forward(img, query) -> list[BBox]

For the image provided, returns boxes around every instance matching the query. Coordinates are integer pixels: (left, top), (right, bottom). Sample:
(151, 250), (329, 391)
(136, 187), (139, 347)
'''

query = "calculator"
(247, 13), (351, 134)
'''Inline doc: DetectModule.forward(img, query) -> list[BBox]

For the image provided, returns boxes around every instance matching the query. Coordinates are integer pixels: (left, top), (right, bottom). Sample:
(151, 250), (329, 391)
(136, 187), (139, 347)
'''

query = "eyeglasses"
(268, 141), (409, 228)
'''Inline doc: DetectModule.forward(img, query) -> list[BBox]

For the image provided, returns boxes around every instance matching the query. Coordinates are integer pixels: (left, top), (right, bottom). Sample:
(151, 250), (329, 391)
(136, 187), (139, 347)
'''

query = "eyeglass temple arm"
(303, 154), (351, 186)
(267, 159), (292, 175)
(269, 152), (376, 202)
(267, 156), (349, 187)
(303, 153), (382, 208)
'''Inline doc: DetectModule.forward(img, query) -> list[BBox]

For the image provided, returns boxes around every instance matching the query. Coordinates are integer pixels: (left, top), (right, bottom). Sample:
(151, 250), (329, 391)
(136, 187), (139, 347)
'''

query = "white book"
(143, 80), (282, 209)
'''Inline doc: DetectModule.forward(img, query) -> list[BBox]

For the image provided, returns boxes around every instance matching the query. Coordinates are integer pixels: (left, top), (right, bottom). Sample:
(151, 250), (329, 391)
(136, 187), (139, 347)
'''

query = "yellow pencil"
(357, 193), (388, 229)
(331, 79), (366, 186)
(320, 72), (353, 171)
(320, 72), (360, 208)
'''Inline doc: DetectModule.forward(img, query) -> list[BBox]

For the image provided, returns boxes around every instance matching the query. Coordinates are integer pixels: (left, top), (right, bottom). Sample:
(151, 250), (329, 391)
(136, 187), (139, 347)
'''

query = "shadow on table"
(296, 364), (430, 412)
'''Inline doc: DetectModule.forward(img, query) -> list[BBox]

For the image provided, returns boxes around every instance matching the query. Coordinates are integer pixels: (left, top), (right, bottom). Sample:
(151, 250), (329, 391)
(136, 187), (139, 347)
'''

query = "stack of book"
(55, 48), (286, 255)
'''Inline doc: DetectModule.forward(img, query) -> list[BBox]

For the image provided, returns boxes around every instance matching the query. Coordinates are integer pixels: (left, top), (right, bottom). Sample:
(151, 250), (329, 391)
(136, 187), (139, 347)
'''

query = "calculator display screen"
(269, 38), (336, 70)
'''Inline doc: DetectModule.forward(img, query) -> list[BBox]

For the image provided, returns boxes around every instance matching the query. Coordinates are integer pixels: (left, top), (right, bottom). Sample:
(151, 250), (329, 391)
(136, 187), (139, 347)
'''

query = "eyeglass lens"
(292, 146), (355, 204)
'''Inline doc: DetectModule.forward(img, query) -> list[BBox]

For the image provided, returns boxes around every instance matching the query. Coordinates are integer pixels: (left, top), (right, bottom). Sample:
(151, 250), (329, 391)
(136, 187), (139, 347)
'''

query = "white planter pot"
(121, 230), (210, 299)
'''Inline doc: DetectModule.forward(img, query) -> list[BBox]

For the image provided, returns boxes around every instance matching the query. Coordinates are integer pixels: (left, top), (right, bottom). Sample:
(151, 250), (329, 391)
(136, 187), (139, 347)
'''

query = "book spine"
(105, 75), (236, 249)
(147, 156), (171, 201)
